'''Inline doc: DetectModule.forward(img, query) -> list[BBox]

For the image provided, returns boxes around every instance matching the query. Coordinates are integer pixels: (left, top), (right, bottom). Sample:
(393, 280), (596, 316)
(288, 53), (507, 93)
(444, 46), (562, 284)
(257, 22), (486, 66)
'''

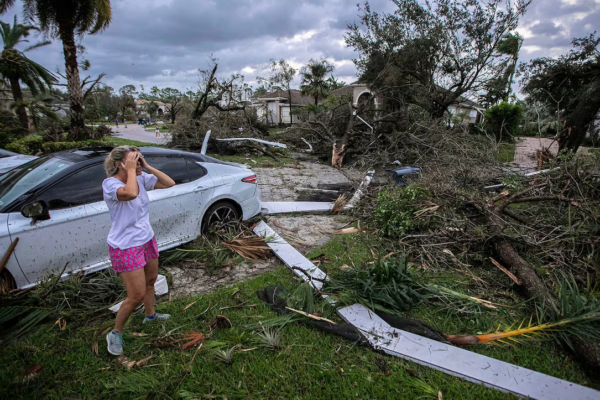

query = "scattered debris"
(23, 364), (42, 382)
(330, 194), (347, 213)
(200, 130), (211, 155)
(217, 138), (287, 148)
(179, 332), (205, 350)
(490, 258), (521, 285)
(210, 315), (232, 330)
(346, 170), (375, 208)
(285, 307), (337, 324)
(301, 137), (313, 153)
(135, 355), (155, 367)
(221, 231), (272, 260)
(255, 220), (598, 399)
(261, 201), (335, 215)
(338, 303), (599, 400)
(0, 237), (18, 276)
(334, 227), (364, 235)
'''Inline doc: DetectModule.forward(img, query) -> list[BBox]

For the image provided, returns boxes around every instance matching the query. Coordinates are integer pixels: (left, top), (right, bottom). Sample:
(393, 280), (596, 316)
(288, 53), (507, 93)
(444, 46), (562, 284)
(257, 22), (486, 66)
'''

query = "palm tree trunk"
(9, 76), (30, 131)
(58, 25), (85, 137)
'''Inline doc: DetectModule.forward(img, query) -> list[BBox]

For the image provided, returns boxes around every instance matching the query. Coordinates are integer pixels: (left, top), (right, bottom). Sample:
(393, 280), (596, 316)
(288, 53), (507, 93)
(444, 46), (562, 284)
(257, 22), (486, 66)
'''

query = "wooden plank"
(338, 304), (600, 400)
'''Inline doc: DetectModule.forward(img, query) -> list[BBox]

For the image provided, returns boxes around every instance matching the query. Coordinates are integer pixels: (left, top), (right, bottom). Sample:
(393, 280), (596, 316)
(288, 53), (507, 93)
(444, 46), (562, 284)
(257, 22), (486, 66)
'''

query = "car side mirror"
(21, 201), (50, 221)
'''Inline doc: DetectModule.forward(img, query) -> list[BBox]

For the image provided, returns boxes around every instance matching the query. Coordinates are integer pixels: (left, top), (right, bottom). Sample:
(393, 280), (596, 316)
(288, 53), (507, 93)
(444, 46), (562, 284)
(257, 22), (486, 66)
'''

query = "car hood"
(0, 155), (38, 175)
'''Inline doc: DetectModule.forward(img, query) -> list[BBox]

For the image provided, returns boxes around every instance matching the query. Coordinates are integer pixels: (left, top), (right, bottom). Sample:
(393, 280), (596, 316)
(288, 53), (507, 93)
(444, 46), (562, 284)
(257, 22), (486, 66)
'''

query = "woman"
(103, 146), (175, 356)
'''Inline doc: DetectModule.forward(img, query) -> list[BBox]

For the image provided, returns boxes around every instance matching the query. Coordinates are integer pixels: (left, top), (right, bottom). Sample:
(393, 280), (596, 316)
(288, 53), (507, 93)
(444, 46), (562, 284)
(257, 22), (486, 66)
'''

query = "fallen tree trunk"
(480, 190), (600, 378)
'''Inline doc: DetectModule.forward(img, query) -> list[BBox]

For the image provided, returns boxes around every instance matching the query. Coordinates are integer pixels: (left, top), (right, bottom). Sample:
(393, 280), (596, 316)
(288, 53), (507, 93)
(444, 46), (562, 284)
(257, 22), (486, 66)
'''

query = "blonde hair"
(104, 145), (140, 176)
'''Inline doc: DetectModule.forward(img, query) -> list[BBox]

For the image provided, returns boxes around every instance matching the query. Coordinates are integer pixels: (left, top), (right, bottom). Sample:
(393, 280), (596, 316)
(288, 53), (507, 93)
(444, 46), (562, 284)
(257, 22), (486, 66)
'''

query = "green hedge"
(5, 136), (45, 155)
(5, 137), (110, 155)
(42, 140), (107, 153)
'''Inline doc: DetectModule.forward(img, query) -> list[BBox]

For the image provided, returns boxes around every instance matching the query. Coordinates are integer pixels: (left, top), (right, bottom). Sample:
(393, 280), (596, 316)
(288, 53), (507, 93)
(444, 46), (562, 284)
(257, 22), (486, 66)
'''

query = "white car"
(0, 146), (261, 289)
(0, 148), (38, 176)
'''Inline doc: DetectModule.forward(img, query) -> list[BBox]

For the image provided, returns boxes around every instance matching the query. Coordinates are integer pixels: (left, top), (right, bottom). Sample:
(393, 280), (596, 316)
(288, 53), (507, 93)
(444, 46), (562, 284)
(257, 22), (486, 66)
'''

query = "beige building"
(134, 99), (169, 119)
(253, 83), (483, 125)
(253, 90), (314, 125)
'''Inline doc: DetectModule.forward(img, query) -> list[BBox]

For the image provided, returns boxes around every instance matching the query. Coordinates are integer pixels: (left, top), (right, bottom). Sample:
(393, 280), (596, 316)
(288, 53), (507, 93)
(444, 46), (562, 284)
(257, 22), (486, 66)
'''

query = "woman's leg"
(142, 257), (159, 316)
(114, 268), (147, 332)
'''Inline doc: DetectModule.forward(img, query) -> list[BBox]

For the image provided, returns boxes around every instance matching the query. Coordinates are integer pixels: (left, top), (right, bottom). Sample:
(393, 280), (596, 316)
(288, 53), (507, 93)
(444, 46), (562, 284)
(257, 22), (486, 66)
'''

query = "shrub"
(0, 110), (28, 149)
(324, 256), (428, 314)
(5, 136), (45, 155)
(95, 124), (113, 138)
(373, 185), (428, 238)
(42, 140), (107, 154)
(483, 102), (523, 142)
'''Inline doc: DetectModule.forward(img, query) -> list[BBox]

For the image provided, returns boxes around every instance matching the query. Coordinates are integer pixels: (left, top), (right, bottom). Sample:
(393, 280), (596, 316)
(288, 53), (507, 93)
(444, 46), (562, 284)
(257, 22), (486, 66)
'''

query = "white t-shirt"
(102, 172), (158, 250)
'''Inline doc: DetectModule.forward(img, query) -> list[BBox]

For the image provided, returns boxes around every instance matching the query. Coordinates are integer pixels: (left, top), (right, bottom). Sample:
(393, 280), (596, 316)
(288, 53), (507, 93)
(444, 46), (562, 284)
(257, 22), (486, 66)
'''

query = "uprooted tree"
(345, 0), (530, 119)
(169, 61), (271, 155)
(520, 33), (600, 153)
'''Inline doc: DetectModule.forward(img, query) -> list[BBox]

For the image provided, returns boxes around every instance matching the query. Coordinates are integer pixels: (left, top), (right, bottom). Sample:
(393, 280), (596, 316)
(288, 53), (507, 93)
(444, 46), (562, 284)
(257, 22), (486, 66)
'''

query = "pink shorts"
(109, 237), (159, 274)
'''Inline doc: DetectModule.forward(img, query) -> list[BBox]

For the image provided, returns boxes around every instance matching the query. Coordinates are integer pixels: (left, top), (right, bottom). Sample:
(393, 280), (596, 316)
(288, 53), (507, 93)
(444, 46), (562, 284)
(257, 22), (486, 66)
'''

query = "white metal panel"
(338, 304), (600, 400)
(253, 221), (327, 289)
(260, 201), (334, 214)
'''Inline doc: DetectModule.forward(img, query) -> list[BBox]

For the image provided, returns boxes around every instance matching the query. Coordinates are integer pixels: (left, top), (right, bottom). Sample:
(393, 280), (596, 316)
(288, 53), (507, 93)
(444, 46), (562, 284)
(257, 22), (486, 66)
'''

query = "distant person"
(138, 118), (142, 125)
(124, 118), (127, 128)
(148, 117), (151, 124)
(115, 118), (119, 128)
(155, 125), (160, 138)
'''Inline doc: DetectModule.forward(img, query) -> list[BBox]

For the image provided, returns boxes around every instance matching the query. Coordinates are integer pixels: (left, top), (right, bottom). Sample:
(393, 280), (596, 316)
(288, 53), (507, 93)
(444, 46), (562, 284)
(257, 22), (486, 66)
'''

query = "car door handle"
(194, 186), (208, 193)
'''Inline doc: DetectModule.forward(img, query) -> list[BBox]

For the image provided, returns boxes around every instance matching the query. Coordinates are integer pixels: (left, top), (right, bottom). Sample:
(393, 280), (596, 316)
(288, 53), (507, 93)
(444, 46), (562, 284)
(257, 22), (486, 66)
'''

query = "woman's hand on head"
(121, 152), (140, 172)
(138, 155), (150, 169)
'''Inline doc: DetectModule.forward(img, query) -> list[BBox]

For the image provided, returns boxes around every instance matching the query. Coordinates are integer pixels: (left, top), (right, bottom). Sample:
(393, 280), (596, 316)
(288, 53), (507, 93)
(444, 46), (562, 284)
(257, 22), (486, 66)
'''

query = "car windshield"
(0, 156), (74, 211)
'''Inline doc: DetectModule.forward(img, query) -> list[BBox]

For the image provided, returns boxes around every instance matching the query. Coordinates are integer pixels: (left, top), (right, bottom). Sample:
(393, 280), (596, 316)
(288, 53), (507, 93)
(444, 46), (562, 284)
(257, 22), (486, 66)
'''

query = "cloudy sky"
(3, 0), (599, 97)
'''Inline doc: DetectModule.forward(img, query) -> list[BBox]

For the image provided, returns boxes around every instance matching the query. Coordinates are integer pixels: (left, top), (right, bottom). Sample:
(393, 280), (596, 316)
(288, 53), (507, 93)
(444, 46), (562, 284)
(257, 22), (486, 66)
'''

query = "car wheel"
(202, 201), (240, 233)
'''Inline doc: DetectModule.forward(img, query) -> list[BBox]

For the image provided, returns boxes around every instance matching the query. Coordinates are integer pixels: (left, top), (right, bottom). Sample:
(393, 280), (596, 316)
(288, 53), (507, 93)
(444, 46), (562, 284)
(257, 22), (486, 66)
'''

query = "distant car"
(0, 146), (261, 289)
(0, 149), (38, 176)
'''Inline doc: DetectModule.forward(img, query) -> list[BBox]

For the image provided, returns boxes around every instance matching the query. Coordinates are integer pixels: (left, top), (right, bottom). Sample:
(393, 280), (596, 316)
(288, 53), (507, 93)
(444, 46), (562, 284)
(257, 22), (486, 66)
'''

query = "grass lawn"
(496, 143), (516, 163)
(106, 137), (164, 148)
(0, 227), (592, 399)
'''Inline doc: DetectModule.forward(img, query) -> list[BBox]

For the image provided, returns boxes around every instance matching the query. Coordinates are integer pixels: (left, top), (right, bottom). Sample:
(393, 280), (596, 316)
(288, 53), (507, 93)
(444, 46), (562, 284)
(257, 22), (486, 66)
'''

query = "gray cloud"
(530, 21), (561, 36)
(2, 0), (598, 98)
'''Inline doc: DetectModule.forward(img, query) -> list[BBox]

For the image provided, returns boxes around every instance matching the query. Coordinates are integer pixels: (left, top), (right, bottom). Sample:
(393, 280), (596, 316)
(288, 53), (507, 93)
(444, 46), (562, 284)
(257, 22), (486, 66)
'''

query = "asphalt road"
(95, 123), (171, 145)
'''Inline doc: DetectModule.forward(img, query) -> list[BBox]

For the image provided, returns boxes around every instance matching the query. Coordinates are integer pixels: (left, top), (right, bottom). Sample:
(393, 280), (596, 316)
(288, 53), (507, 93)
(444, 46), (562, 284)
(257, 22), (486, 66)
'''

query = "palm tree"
(300, 59), (334, 106)
(0, 0), (112, 134)
(496, 33), (523, 102)
(0, 16), (55, 131)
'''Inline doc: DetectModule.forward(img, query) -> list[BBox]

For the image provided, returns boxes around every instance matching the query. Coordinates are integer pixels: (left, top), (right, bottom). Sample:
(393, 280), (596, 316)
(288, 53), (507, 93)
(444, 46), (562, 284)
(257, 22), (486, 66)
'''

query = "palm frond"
(447, 277), (600, 348)
(221, 232), (272, 260)
(23, 40), (51, 53)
